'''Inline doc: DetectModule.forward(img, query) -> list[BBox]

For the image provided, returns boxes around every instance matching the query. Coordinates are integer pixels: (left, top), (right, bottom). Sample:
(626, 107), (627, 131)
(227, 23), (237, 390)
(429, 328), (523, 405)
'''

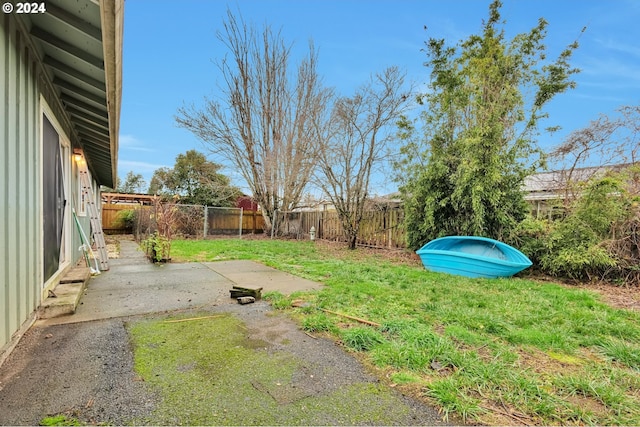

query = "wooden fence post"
(203, 206), (207, 238)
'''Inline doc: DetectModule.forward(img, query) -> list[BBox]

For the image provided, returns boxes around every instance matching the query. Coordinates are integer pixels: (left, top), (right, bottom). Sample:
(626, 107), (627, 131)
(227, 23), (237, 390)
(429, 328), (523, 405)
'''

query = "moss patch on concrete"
(127, 312), (418, 425)
(39, 415), (82, 426)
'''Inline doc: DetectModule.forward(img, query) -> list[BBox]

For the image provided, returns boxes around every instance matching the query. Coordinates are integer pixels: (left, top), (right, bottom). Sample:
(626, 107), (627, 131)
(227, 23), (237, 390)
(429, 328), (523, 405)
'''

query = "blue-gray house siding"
(1, 0), (123, 362)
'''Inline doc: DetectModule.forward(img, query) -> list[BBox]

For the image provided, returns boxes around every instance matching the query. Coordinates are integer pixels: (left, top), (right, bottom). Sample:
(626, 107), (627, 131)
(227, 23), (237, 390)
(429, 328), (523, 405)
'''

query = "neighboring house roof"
(370, 193), (402, 206)
(523, 164), (633, 201)
(20, 0), (123, 187)
(294, 199), (336, 212)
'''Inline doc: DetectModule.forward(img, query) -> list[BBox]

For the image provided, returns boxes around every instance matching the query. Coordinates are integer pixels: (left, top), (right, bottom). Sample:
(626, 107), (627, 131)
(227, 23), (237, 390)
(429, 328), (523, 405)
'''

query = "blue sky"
(119, 0), (640, 195)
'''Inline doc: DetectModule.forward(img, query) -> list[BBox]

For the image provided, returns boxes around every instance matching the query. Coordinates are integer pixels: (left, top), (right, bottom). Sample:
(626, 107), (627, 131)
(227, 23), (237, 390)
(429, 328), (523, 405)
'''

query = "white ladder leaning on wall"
(78, 161), (109, 271)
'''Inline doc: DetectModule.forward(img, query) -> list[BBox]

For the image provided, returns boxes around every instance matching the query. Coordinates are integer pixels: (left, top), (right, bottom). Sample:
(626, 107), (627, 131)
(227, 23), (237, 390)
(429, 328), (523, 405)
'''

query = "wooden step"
(38, 281), (88, 319)
(39, 268), (92, 319)
(58, 267), (91, 284)
(229, 285), (262, 300)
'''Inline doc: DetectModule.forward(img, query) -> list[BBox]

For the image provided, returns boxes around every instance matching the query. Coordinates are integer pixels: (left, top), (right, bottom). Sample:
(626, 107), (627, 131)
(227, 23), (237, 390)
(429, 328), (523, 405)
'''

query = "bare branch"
(315, 67), (410, 248)
(549, 104), (640, 205)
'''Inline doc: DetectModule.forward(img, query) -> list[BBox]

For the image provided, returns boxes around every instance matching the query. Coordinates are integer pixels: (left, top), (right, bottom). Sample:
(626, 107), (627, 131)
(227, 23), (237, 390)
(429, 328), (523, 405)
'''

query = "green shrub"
(505, 167), (640, 283)
(540, 239), (616, 280)
(115, 209), (136, 232)
(509, 216), (550, 265)
(142, 231), (171, 262)
(539, 175), (631, 280)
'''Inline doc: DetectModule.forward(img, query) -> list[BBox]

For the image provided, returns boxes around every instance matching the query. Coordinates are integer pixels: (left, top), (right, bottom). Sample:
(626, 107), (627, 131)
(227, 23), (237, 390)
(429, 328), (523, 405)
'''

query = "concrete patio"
(38, 237), (323, 326)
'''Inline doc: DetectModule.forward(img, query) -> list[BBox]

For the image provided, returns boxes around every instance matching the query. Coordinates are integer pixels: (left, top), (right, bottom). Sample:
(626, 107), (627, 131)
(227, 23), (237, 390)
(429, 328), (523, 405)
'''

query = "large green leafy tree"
(149, 150), (241, 207)
(119, 171), (147, 194)
(397, 0), (581, 249)
(102, 171), (145, 194)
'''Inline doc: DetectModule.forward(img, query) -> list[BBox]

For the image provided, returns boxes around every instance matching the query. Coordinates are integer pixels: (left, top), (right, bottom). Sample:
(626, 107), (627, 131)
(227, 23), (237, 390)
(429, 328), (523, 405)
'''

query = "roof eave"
(99, 0), (124, 189)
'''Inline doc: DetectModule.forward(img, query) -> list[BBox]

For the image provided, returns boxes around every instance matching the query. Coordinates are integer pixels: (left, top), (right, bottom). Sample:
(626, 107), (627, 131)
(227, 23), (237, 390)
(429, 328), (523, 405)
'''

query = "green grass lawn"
(171, 238), (640, 425)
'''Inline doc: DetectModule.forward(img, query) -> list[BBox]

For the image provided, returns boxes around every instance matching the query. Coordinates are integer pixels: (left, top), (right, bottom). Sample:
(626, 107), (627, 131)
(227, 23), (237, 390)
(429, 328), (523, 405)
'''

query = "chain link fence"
(132, 204), (264, 241)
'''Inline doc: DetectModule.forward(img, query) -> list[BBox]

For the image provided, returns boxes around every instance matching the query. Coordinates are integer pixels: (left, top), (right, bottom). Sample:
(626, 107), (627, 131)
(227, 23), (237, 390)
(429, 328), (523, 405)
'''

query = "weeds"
(302, 313), (338, 333)
(597, 337), (640, 369)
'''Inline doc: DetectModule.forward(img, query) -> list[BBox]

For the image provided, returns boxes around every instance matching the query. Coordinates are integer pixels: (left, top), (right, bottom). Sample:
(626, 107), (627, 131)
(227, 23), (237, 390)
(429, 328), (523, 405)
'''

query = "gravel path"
(0, 302), (456, 426)
(0, 318), (154, 425)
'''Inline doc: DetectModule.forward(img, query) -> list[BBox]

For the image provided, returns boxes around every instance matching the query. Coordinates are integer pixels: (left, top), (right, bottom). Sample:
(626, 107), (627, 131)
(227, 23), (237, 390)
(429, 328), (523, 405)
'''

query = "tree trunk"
(348, 233), (357, 250)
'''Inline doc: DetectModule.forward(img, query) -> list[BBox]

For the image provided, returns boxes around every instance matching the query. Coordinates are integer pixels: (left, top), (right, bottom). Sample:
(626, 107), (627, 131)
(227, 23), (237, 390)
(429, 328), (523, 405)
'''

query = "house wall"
(1, 13), (42, 356)
(0, 14), (94, 358)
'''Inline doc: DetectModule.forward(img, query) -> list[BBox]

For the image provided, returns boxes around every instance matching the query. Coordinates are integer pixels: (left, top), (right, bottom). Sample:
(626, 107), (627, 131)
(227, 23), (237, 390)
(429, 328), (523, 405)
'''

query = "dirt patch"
(479, 400), (540, 426)
(105, 235), (122, 258)
(582, 282), (640, 311)
(533, 274), (640, 312)
(314, 239), (423, 266)
(515, 348), (585, 378)
(564, 393), (609, 419)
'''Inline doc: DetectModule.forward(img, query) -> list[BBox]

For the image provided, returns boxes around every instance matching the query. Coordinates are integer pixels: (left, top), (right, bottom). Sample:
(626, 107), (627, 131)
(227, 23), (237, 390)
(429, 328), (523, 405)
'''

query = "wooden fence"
(102, 203), (139, 233)
(111, 204), (266, 238)
(103, 202), (406, 249)
(288, 209), (406, 249)
(205, 207), (265, 235)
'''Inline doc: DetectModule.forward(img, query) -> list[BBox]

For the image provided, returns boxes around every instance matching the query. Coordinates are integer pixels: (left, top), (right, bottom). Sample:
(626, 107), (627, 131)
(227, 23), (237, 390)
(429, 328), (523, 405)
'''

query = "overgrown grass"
(171, 238), (640, 425)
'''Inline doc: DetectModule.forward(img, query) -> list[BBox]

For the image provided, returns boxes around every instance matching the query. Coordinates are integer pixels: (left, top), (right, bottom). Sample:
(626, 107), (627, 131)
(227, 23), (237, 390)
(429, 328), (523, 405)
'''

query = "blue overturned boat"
(416, 236), (532, 279)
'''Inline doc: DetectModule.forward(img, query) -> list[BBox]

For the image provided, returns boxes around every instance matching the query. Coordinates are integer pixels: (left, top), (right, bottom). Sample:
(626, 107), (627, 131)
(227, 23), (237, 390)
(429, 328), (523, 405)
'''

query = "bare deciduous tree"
(550, 105), (640, 205)
(315, 67), (409, 249)
(176, 10), (331, 233)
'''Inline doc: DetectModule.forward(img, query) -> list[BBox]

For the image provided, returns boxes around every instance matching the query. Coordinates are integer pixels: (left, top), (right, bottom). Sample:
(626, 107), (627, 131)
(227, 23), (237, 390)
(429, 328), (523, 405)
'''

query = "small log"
(232, 285), (263, 291)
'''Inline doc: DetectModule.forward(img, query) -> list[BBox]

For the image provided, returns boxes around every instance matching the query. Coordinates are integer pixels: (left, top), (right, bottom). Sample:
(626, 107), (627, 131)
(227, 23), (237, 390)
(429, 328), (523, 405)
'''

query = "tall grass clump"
(341, 327), (386, 352)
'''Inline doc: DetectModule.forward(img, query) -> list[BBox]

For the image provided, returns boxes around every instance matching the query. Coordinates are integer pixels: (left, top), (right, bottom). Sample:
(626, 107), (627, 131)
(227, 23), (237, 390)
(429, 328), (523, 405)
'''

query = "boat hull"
(416, 236), (532, 279)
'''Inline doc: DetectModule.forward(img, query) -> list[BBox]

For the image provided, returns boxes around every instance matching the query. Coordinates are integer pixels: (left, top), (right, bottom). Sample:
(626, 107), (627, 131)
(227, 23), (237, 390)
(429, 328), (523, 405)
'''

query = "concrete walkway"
(39, 238), (322, 326)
